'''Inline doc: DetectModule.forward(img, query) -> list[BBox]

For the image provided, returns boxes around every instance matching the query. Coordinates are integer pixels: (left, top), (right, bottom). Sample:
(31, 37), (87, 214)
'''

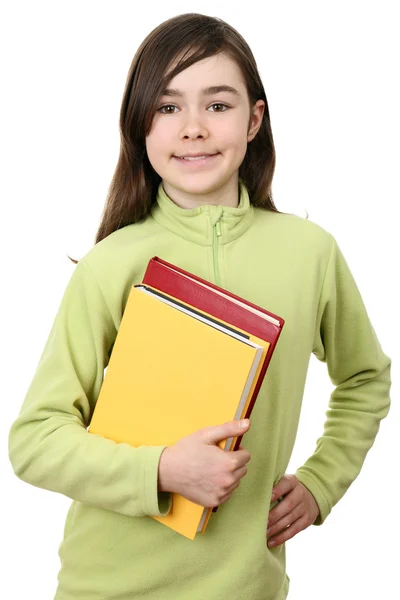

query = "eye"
(208, 103), (229, 112)
(157, 103), (229, 114)
(158, 104), (178, 114)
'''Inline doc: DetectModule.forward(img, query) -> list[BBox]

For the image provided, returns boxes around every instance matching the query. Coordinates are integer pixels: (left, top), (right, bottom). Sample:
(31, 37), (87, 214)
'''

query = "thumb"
(271, 474), (296, 501)
(200, 419), (250, 445)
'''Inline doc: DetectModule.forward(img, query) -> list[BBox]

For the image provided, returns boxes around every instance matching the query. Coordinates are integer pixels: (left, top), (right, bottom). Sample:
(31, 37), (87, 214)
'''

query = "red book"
(143, 257), (284, 434)
(143, 256), (285, 513)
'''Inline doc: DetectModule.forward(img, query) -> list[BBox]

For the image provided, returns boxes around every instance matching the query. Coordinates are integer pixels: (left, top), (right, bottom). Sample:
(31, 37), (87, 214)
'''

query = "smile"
(173, 154), (220, 166)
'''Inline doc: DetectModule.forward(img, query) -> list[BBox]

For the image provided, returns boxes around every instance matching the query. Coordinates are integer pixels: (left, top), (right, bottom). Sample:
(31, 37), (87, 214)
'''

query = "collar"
(150, 178), (255, 246)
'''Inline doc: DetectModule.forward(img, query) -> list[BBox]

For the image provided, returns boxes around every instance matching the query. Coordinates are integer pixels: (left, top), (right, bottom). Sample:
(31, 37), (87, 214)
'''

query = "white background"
(1, 1), (398, 598)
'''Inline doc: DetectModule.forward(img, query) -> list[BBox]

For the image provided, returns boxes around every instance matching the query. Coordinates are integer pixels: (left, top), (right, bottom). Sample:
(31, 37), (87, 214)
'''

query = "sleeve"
(8, 258), (172, 518)
(295, 236), (391, 525)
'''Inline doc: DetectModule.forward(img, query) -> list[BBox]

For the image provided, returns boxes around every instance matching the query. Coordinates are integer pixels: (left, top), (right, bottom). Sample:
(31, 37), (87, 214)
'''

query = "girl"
(8, 12), (391, 600)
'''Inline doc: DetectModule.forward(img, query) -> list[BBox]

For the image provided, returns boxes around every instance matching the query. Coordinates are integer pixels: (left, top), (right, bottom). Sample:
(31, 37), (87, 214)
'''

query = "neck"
(161, 175), (240, 209)
(151, 178), (255, 247)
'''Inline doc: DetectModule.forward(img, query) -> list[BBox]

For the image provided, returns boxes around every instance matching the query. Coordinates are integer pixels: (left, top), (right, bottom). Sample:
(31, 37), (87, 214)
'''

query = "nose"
(180, 111), (209, 140)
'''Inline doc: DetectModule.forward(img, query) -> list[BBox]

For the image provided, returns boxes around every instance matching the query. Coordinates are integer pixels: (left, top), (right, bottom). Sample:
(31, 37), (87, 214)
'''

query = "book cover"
(89, 285), (269, 539)
(143, 257), (284, 450)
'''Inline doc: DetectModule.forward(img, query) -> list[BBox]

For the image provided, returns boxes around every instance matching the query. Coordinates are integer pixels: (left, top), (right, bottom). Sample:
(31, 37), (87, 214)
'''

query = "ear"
(247, 100), (265, 142)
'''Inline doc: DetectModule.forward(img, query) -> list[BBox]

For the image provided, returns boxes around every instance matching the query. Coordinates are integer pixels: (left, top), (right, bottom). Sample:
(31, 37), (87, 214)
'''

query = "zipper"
(212, 219), (222, 286)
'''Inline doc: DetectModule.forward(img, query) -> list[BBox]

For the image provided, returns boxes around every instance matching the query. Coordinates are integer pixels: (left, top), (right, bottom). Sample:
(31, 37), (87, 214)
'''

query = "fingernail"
(271, 493), (275, 502)
(268, 540), (276, 547)
(239, 419), (249, 429)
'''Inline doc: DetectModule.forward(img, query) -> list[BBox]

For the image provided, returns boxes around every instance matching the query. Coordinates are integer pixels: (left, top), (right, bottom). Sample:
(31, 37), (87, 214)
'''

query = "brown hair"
(68, 13), (281, 264)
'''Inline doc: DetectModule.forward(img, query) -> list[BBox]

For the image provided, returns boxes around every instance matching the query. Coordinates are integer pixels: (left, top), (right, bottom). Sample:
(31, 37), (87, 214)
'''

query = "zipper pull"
(215, 221), (222, 237)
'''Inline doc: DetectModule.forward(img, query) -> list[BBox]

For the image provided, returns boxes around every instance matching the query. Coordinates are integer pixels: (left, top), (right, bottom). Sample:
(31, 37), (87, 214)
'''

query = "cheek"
(150, 117), (176, 141)
(220, 132), (249, 159)
(146, 128), (172, 164)
(217, 117), (249, 150)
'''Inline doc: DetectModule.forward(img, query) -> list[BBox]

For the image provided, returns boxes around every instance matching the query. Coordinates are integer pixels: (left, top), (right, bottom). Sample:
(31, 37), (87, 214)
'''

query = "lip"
(173, 153), (220, 167)
(176, 153), (216, 158)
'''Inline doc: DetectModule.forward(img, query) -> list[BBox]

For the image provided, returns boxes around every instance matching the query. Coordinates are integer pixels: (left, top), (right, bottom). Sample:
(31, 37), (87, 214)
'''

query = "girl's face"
(145, 53), (264, 208)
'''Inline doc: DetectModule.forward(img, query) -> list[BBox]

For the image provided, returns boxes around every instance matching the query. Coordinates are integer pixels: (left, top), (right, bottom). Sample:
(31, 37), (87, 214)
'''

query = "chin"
(176, 180), (224, 196)
(171, 171), (230, 191)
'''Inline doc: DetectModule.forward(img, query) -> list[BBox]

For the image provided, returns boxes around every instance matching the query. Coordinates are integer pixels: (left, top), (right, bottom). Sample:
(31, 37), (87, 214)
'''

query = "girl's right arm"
(8, 258), (172, 519)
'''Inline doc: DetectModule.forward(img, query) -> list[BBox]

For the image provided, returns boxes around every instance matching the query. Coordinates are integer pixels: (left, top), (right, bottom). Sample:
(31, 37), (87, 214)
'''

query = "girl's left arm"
(295, 235), (391, 525)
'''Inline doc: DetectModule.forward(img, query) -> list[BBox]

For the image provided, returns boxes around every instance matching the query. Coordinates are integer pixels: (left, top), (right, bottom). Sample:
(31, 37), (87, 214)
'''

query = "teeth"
(181, 155), (209, 161)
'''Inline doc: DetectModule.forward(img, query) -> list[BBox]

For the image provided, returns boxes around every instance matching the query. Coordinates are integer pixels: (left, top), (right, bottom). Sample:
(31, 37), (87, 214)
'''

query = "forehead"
(164, 53), (246, 94)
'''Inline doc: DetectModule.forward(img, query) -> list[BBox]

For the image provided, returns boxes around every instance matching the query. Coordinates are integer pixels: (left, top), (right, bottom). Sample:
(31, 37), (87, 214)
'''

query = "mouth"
(173, 153), (220, 166)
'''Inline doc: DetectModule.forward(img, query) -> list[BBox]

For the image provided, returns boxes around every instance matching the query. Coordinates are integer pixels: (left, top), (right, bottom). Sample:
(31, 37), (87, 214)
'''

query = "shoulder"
(76, 216), (160, 274)
(253, 207), (335, 258)
(67, 215), (163, 319)
(69, 217), (162, 315)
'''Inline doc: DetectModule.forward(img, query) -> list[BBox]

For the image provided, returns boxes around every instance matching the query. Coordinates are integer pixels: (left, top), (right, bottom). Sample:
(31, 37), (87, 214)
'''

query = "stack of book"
(88, 257), (284, 539)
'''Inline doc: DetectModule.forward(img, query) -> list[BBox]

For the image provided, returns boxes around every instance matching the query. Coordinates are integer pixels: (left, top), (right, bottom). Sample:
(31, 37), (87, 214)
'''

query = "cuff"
(142, 445), (173, 517)
(295, 468), (331, 526)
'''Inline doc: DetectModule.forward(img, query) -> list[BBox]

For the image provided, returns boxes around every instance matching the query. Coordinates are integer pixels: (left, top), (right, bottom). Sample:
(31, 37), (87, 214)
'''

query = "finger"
(266, 502), (304, 539)
(229, 449), (251, 470)
(227, 478), (241, 494)
(268, 494), (302, 529)
(218, 490), (235, 505)
(202, 420), (250, 446)
(223, 465), (248, 497)
(219, 477), (241, 503)
(271, 474), (297, 502)
(267, 515), (307, 548)
(232, 465), (248, 479)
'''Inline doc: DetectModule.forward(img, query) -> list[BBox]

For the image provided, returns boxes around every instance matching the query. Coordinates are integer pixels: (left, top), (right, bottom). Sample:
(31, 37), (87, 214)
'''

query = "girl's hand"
(158, 420), (251, 508)
(266, 474), (320, 548)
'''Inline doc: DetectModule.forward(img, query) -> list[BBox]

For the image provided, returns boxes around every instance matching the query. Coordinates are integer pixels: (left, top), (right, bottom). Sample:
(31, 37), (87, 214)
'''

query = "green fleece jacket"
(8, 180), (391, 600)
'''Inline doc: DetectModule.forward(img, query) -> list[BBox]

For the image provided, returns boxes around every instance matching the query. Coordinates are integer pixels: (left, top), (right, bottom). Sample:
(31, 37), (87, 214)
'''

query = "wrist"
(158, 446), (175, 493)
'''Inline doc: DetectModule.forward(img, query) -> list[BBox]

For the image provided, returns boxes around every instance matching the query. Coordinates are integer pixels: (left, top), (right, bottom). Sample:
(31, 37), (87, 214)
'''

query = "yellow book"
(89, 285), (269, 540)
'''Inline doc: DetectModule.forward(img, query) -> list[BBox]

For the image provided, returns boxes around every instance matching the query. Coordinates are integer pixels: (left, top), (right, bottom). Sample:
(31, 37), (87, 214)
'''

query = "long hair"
(68, 13), (280, 263)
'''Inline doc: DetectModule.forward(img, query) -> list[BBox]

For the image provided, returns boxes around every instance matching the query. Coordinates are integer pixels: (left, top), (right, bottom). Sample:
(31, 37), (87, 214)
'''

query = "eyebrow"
(161, 85), (241, 97)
